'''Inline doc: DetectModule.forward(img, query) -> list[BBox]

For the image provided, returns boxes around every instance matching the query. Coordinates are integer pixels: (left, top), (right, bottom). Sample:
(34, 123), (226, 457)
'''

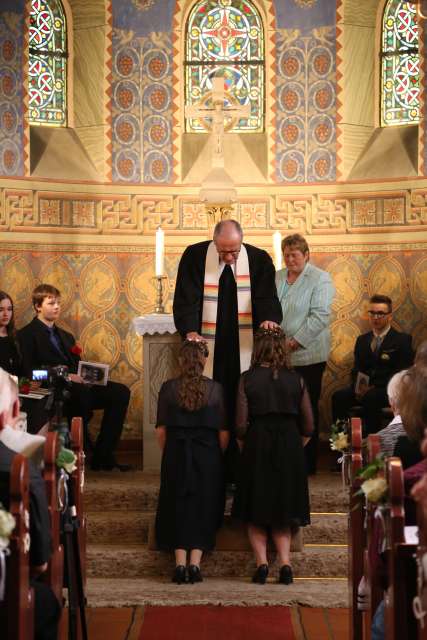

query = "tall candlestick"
(155, 226), (164, 277)
(273, 231), (282, 271)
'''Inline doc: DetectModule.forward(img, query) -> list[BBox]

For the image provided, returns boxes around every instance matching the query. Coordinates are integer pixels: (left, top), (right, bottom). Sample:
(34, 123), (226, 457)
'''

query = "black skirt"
(233, 413), (310, 529)
(155, 426), (225, 551)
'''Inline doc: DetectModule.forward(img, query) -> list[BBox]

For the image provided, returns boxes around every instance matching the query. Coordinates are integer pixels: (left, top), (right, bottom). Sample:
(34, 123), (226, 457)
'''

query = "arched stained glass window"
(381, 0), (419, 126)
(185, 0), (264, 133)
(29, 0), (67, 126)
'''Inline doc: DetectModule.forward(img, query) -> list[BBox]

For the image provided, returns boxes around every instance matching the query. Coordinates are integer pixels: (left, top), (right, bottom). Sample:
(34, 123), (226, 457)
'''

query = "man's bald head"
(0, 368), (19, 430)
(213, 220), (243, 265)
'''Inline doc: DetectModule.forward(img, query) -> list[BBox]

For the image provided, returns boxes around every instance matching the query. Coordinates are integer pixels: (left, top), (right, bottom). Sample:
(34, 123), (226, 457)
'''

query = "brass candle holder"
(154, 275), (167, 314)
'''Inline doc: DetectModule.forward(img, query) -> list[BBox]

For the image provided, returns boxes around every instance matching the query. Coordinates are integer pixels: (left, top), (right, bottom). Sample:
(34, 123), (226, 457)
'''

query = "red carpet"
(139, 606), (296, 640)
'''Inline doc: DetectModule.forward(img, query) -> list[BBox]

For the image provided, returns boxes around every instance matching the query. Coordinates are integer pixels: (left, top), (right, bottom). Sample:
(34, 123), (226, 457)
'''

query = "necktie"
(372, 335), (382, 355)
(48, 327), (68, 362)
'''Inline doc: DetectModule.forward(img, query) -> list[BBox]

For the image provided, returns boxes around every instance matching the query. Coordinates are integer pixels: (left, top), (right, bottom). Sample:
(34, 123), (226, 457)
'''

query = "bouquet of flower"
(56, 448), (77, 475)
(18, 377), (31, 395)
(329, 419), (350, 452)
(355, 455), (388, 505)
(0, 503), (15, 551)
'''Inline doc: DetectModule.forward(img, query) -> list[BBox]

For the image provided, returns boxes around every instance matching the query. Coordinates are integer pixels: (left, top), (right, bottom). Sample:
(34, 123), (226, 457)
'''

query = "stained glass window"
(29, 0), (67, 126)
(185, 0), (264, 133)
(381, 0), (419, 126)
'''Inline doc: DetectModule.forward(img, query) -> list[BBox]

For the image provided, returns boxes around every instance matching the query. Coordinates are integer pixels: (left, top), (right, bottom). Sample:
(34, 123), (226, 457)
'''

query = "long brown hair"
(399, 367), (427, 441)
(250, 327), (288, 379)
(176, 340), (209, 411)
(0, 291), (16, 340)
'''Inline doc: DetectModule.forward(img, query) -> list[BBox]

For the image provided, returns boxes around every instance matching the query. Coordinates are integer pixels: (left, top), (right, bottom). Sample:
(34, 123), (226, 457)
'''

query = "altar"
(133, 314), (181, 472)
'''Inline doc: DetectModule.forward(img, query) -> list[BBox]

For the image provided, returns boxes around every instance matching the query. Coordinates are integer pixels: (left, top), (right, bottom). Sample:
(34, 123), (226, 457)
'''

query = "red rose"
(20, 384), (30, 394)
(70, 344), (82, 356)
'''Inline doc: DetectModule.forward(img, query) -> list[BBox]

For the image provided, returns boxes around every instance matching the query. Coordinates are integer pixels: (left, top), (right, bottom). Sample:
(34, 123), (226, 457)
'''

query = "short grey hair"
(387, 369), (408, 407)
(213, 219), (243, 240)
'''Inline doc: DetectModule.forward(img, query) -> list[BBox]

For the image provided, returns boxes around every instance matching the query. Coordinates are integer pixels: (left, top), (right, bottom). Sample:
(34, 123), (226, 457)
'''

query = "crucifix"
(185, 77), (251, 169)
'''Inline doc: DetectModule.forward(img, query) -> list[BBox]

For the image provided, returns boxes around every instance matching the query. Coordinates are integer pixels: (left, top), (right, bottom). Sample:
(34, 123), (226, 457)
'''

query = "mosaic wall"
(1, 238), (426, 439)
(0, 4), (25, 177)
(275, 27), (336, 183)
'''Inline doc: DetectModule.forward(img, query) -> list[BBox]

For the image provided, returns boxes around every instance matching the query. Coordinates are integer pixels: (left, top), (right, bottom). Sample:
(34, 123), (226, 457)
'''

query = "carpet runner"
(139, 606), (297, 640)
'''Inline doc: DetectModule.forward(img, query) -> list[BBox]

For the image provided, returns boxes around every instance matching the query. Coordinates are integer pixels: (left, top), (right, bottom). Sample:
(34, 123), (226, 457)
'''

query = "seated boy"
(18, 284), (131, 471)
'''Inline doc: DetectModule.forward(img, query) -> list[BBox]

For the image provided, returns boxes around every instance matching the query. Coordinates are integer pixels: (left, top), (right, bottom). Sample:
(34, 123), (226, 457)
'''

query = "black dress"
(155, 377), (227, 551)
(233, 366), (314, 529)
(0, 335), (51, 435)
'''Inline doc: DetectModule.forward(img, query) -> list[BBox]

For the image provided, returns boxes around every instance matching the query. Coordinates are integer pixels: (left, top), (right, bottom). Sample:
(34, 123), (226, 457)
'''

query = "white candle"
(273, 231), (282, 270)
(155, 226), (164, 277)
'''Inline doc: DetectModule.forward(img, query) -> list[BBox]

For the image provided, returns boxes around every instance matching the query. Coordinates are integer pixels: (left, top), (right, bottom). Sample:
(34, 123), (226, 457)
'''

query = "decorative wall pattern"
(0, 7), (25, 177)
(2, 182), (427, 233)
(111, 29), (174, 183)
(275, 27), (336, 183)
(1, 239), (426, 439)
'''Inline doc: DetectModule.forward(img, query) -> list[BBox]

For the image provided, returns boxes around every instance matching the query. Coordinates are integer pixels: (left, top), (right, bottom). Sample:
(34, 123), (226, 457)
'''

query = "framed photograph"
(355, 371), (370, 396)
(77, 361), (109, 386)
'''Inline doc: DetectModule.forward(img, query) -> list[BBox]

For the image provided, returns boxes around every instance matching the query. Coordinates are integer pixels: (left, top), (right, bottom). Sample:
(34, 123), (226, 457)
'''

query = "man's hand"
(186, 331), (204, 341)
(286, 337), (301, 352)
(355, 384), (374, 400)
(260, 320), (279, 331)
(31, 562), (48, 577)
(68, 373), (84, 384)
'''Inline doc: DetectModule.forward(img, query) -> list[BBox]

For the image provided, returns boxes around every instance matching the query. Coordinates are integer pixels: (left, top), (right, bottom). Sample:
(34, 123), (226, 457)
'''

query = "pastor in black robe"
(173, 241), (282, 432)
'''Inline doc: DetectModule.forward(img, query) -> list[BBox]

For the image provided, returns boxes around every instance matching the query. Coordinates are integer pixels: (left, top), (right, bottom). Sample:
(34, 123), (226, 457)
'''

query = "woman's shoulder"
(305, 262), (332, 283)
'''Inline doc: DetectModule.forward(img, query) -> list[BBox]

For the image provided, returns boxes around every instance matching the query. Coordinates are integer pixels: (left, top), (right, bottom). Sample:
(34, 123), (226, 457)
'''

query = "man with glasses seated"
(332, 294), (413, 435)
(173, 219), (282, 480)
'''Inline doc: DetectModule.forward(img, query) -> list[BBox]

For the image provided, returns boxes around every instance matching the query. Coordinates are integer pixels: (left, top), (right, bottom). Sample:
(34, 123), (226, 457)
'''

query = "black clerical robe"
(173, 241), (282, 429)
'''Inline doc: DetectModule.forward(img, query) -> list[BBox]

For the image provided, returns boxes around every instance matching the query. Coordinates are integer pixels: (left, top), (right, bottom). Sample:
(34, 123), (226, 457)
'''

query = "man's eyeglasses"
(217, 250), (241, 258)
(368, 311), (390, 318)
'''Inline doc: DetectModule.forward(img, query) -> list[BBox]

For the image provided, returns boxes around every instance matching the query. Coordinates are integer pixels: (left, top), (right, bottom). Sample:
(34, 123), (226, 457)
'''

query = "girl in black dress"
(0, 291), (50, 434)
(233, 327), (313, 585)
(155, 340), (229, 584)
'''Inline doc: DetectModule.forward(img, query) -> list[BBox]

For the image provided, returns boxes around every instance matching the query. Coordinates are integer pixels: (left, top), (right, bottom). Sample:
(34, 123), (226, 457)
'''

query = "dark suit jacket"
(17, 317), (80, 379)
(0, 442), (51, 566)
(173, 241), (282, 337)
(352, 327), (413, 389)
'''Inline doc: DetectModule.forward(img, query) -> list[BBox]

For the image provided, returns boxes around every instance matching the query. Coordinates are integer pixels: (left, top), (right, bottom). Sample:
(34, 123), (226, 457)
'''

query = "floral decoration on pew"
(329, 419), (350, 452)
(56, 447), (77, 475)
(355, 455), (388, 505)
(0, 503), (15, 551)
(18, 377), (31, 395)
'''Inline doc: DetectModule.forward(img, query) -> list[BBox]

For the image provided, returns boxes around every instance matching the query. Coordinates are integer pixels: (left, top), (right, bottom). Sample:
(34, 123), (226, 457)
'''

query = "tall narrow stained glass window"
(29, 0), (67, 126)
(381, 0), (419, 126)
(185, 0), (264, 133)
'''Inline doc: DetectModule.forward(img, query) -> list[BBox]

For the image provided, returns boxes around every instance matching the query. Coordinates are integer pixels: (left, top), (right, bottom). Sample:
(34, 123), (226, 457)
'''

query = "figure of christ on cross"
(185, 77), (251, 168)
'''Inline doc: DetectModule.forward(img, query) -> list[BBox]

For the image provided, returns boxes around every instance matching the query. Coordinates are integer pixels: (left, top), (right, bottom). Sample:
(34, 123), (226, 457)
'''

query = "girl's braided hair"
(176, 339), (209, 411)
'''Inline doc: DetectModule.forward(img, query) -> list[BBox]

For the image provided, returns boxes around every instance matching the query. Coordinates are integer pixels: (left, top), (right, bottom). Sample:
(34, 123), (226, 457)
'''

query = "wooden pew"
(348, 417), (364, 640)
(70, 416), (86, 586)
(43, 431), (64, 604)
(384, 457), (417, 640)
(361, 434), (383, 639)
(0, 454), (34, 639)
(414, 502), (427, 639)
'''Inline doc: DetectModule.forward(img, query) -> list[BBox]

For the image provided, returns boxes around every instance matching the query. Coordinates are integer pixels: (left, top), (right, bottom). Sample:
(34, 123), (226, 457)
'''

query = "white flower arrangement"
(0, 504), (16, 551)
(329, 419), (350, 452)
(360, 477), (388, 504)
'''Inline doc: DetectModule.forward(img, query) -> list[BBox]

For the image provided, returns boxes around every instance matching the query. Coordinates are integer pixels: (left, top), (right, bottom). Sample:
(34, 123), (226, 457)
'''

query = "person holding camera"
(17, 284), (131, 472)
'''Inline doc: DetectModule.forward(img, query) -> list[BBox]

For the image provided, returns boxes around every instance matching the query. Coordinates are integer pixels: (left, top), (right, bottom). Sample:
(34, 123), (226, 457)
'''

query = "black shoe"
(188, 564), (203, 584)
(278, 565), (293, 584)
(252, 564), (268, 584)
(91, 460), (133, 472)
(172, 565), (187, 584)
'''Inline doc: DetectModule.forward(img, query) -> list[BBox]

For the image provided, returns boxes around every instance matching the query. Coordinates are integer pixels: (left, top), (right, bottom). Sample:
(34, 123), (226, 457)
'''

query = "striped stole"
(201, 242), (253, 378)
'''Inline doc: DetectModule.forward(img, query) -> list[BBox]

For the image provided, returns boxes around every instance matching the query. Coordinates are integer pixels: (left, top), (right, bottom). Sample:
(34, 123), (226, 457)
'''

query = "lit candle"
(155, 226), (164, 277)
(273, 231), (282, 270)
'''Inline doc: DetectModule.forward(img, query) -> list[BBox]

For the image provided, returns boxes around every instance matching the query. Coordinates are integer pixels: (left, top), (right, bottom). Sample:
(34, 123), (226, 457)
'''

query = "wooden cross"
(185, 77), (251, 168)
